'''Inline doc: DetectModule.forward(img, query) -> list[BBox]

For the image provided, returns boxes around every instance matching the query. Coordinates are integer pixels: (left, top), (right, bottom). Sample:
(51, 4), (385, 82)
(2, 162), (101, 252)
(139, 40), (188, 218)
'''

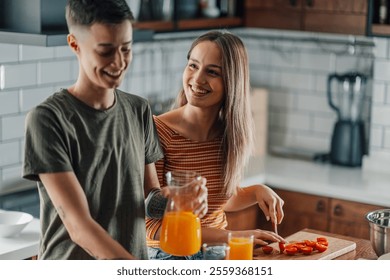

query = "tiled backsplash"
(1, 28), (390, 191)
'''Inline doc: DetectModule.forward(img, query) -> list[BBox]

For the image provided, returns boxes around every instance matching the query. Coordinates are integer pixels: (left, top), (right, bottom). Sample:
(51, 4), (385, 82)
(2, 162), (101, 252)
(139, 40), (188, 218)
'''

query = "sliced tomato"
(284, 243), (297, 250)
(318, 240), (328, 246)
(304, 240), (316, 247)
(262, 245), (274, 254)
(315, 242), (328, 253)
(278, 242), (285, 253)
(317, 237), (328, 243)
(294, 243), (305, 252)
(285, 246), (298, 255)
(301, 246), (313, 255)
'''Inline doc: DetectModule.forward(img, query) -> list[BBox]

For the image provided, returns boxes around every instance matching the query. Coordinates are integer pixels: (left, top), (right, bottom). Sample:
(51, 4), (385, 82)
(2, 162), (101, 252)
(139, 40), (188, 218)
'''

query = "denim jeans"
(148, 247), (203, 260)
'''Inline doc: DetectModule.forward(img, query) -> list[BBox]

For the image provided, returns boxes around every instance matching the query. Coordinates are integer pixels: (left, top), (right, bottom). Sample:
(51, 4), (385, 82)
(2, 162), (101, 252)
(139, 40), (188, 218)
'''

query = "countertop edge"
(0, 218), (40, 260)
(242, 155), (390, 208)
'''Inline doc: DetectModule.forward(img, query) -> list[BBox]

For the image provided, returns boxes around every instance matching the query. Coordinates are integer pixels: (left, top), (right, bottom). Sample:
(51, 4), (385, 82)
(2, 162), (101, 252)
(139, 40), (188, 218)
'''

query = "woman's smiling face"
(182, 41), (225, 110)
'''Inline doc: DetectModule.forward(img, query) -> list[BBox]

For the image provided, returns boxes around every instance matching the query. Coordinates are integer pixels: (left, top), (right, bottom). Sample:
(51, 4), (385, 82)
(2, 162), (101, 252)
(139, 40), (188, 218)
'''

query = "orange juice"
(160, 211), (201, 256)
(228, 237), (253, 260)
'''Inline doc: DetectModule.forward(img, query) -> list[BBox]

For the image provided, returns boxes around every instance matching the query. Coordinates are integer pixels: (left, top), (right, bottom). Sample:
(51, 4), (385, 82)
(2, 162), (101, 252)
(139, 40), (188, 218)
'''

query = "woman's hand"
(161, 176), (208, 218)
(192, 177), (208, 218)
(230, 229), (285, 258)
(255, 184), (284, 226)
(234, 229), (285, 246)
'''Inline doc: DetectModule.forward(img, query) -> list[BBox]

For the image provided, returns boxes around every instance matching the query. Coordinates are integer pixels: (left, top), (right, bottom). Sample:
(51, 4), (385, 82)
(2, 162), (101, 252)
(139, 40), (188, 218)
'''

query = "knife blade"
(273, 222), (278, 236)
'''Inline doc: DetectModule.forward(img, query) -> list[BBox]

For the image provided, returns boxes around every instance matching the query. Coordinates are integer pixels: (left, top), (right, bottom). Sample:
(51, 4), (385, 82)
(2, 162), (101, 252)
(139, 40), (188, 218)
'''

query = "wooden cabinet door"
(329, 198), (384, 239)
(245, 0), (303, 30)
(303, 0), (368, 35)
(225, 204), (267, 231)
(274, 189), (330, 237)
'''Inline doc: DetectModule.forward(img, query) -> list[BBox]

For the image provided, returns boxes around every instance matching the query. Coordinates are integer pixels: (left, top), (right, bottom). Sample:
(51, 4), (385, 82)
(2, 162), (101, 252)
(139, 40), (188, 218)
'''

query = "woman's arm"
(39, 171), (137, 260)
(223, 184), (285, 226)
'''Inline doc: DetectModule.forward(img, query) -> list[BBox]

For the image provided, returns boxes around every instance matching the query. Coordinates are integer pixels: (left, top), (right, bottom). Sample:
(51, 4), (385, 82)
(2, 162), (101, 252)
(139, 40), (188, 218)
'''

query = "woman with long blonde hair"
(146, 30), (285, 260)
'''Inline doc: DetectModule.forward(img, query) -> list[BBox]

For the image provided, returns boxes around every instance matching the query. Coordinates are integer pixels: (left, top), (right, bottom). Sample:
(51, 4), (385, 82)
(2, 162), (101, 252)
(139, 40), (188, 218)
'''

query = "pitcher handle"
(327, 74), (341, 119)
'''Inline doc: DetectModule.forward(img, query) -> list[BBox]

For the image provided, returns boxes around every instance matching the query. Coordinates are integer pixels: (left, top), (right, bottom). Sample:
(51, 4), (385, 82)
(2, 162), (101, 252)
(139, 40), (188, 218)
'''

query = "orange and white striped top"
(146, 116), (231, 248)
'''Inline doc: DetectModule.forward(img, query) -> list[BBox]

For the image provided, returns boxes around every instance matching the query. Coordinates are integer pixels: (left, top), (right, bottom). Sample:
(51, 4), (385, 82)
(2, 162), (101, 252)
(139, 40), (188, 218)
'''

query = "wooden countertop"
(302, 228), (378, 260)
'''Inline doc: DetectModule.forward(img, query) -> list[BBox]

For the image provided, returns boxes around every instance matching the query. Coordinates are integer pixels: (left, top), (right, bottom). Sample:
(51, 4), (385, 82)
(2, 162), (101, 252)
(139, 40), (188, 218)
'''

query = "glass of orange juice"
(160, 170), (202, 256)
(227, 232), (254, 260)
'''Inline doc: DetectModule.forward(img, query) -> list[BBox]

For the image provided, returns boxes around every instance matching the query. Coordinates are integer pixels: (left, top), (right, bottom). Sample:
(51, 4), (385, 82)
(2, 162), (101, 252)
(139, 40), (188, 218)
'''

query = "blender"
(327, 72), (367, 167)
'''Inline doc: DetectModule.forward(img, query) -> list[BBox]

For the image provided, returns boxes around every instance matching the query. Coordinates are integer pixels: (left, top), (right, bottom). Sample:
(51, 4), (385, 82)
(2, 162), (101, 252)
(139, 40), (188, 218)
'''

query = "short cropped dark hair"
(65, 0), (134, 31)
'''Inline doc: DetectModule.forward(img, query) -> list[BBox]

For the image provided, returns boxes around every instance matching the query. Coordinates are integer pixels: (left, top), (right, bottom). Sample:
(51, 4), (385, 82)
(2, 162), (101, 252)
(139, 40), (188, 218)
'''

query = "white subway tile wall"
(2, 63), (37, 89)
(0, 29), (390, 189)
(0, 44), (19, 63)
(242, 30), (375, 158)
(0, 90), (19, 115)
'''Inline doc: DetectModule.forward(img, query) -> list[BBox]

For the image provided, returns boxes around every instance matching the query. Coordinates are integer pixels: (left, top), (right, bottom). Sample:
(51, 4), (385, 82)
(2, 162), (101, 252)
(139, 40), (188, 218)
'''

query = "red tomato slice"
(304, 240), (316, 247)
(301, 246), (313, 255)
(284, 243), (297, 250)
(294, 243), (305, 252)
(278, 242), (285, 253)
(262, 245), (274, 254)
(318, 240), (328, 246)
(317, 237), (328, 243)
(285, 246), (298, 255)
(315, 242), (328, 253)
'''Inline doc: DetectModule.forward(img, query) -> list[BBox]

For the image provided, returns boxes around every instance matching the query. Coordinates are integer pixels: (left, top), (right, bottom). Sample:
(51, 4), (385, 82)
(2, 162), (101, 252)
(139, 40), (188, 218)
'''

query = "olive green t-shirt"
(23, 89), (163, 260)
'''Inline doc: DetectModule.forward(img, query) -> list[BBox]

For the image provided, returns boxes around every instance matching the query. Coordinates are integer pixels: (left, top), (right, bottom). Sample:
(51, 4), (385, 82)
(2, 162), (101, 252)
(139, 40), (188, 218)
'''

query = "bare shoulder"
(157, 109), (182, 128)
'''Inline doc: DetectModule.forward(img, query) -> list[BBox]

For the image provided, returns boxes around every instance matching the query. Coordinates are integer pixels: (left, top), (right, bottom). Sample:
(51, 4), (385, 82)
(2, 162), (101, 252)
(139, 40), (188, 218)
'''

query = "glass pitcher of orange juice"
(159, 170), (202, 256)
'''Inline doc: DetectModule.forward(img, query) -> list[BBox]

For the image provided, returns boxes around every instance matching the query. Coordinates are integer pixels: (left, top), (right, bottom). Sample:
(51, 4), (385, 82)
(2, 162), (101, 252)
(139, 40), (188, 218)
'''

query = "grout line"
(0, 65), (4, 90)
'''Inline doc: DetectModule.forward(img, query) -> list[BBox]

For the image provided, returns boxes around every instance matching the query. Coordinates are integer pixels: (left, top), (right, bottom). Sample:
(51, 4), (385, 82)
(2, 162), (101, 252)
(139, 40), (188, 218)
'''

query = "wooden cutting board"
(253, 231), (356, 260)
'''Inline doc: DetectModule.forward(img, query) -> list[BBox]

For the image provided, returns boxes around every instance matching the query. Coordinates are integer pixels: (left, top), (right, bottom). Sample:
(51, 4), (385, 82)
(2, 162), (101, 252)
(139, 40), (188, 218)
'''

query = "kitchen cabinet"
(328, 198), (381, 239)
(225, 204), (266, 231)
(367, 0), (390, 37)
(274, 188), (386, 239)
(225, 187), (385, 240)
(0, 0), (243, 46)
(245, 0), (368, 36)
(225, 190), (330, 236)
(270, 189), (330, 236)
(133, 0), (244, 32)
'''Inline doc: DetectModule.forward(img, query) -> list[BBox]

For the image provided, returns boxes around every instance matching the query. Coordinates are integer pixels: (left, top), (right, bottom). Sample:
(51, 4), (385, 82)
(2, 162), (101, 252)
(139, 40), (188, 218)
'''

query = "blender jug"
(327, 72), (367, 167)
(159, 170), (202, 256)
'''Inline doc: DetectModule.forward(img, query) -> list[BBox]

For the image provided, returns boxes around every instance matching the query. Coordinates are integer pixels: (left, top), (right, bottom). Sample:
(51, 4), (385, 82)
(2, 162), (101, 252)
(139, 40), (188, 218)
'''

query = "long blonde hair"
(174, 30), (254, 196)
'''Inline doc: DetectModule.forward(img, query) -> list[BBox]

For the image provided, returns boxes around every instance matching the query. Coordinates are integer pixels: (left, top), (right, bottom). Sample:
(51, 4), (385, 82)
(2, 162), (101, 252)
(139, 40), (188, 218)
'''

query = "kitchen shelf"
(133, 20), (175, 32)
(177, 17), (243, 30)
(0, 0), (243, 46)
(133, 16), (243, 32)
(369, 24), (390, 36)
(0, 30), (67, 47)
(366, 0), (390, 37)
(0, 29), (155, 47)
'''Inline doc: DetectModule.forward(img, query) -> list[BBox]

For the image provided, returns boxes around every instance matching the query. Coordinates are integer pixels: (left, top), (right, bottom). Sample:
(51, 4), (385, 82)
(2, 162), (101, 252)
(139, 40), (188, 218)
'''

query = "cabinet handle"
(316, 200), (325, 212)
(290, 0), (297, 7)
(306, 0), (314, 7)
(333, 204), (343, 216)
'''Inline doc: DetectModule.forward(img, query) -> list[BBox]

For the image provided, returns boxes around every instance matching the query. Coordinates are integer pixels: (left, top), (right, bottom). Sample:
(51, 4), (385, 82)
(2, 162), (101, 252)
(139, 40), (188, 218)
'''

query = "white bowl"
(0, 211), (33, 238)
(378, 252), (390, 260)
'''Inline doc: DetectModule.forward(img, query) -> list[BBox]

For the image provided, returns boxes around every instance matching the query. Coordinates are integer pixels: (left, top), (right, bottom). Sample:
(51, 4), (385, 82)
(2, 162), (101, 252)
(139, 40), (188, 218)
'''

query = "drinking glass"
(227, 232), (254, 260)
(160, 170), (202, 256)
(202, 242), (230, 260)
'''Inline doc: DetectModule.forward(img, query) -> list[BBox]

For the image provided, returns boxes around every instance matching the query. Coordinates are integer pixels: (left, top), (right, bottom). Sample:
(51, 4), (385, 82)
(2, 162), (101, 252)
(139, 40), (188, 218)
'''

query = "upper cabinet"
(132, 0), (244, 32)
(367, 0), (390, 37)
(245, 0), (368, 36)
(0, 0), (69, 46)
(0, 0), (243, 46)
